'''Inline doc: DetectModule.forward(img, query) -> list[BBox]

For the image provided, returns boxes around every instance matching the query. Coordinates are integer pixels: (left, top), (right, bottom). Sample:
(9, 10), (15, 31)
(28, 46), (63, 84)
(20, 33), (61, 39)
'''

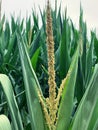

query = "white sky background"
(1, 0), (98, 36)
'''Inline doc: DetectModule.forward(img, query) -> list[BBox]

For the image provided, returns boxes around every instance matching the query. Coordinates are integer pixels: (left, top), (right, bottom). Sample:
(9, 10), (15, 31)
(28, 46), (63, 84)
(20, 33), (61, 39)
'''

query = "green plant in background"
(0, 0), (98, 130)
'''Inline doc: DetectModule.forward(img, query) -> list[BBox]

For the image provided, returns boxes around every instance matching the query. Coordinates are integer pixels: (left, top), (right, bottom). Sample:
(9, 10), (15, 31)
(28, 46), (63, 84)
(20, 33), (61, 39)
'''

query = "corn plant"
(0, 0), (98, 130)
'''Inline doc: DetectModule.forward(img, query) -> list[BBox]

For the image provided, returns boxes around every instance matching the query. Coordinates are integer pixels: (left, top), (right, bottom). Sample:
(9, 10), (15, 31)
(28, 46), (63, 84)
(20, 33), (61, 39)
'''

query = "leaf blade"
(0, 74), (23, 130)
(17, 32), (45, 130)
(56, 45), (79, 130)
(71, 64), (98, 130)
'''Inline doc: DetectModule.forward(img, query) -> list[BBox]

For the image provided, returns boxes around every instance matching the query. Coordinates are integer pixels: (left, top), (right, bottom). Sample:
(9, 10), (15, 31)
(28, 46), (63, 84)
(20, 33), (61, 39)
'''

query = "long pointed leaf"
(87, 100), (98, 130)
(60, 16), (71, 79)
(56, 45), (79, 130)
(71, 64), (98, 130)
(0, 74), (23, 130)
(85, 32), (94, 87)
(17, 32), (45, 130)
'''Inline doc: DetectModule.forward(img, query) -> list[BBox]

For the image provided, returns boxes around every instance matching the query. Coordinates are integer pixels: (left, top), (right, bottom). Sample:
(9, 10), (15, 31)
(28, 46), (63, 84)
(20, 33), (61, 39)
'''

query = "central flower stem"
(46, 0), (57, 129)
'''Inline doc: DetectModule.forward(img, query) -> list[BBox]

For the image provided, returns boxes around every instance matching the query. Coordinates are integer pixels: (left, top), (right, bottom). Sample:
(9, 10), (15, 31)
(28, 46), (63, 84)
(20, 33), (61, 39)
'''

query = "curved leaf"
(17, 32), (45, 130)
(60, 16), (71, 79)
(0, 115), (12, 130)
(71, 64), (98, 130)
(0, 74), (23, 130)
(56, 45), (79, 130)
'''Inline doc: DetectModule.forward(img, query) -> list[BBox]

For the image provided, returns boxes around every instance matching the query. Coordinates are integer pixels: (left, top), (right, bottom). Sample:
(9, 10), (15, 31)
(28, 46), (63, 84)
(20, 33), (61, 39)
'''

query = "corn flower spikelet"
(38, 0), (70, 129)
(46, 0), (57, 128)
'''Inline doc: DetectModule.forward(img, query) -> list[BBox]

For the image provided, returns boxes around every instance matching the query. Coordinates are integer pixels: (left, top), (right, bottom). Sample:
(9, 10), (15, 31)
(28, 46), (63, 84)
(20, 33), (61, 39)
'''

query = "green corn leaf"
(57, 3), (62, 34)
(0, 15), (5, 35)
(32, 11), (39, 31)
(81, 22), (87, 82)
(11, 16), (16, 33)
(0, 115), (12, 130)
(85, 32), (94, 87)
(4, 21), (10, 48)
(79, 4), (83, 31)
(53, 3), (62, 50)
(39, 7), (46, 32)
(75, 23), (87, 102)
(60, 14), (71, 79)
(93, 118), (98, 130)
(40, 28), (47, 65)
(4, 33), (15, 63)
(0, 74), (24, 130)
(75, 58), (84, 103)
(26, 17), (31, 42)
(9, 42), (19, 66)
(71, 64), (98, 130)
(87, 100), (98, 130)
(29, 30), (41, 58)
(94, 33), (98, 63)
(17, 31), (45, 130)
(70, 20), (79, 57)
(20, 19), (24, 32)
(56, 45), (79, 130)
(31, 47), (40, 71)
(55, 45), (60, 71)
